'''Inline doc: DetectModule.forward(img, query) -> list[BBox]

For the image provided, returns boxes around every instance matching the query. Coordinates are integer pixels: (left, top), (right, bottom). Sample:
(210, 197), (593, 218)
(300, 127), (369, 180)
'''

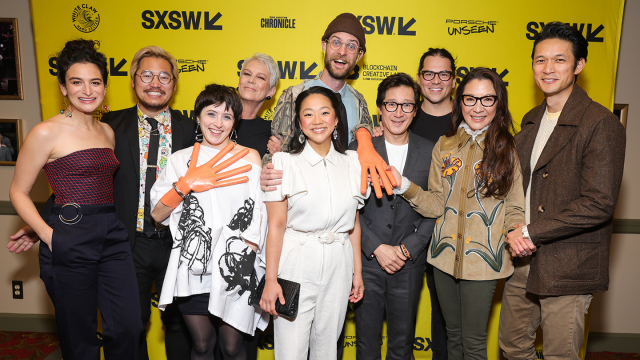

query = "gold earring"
(62, 97), (72, 117)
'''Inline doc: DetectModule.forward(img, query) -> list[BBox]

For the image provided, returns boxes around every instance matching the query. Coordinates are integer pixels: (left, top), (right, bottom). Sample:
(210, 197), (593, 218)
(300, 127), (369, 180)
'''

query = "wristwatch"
(522, 225), (531, 240)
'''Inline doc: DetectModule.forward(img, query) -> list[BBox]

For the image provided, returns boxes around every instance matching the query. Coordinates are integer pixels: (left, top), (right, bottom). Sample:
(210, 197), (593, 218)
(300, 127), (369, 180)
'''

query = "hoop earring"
(62, 97), (72, 117)
(333, 127), (338, 140)
(230, 129), (238, 144)
(195, 122), (203, 142)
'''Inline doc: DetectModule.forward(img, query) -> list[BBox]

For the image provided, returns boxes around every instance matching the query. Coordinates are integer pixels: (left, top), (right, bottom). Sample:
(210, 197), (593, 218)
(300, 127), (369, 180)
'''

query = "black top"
(236, 116), (271, 159)
(409, 107), (453, 144)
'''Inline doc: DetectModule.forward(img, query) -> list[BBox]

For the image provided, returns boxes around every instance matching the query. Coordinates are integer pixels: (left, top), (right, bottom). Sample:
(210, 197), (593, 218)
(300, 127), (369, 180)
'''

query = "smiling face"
(417, 55), (455, 105)
(322, 32), (363, 81)
(238, 59), (275, 104)
(132, 56), (175, 116)
(532, 38), (585, 100)
(299, 93), (338, 147)
(59, 62), (106, 115)
(197, 102), (234, 149)
(379, 85), (416, 139)
(461, 79), (497, 131)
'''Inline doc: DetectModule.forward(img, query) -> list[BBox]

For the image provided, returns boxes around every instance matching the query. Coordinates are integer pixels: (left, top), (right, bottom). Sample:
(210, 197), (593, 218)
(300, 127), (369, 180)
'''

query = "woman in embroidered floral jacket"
(390, 67), (525, 360)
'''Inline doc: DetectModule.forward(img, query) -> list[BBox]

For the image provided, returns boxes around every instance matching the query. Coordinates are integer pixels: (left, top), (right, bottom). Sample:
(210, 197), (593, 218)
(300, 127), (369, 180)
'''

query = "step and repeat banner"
(30, 1), (624, 359)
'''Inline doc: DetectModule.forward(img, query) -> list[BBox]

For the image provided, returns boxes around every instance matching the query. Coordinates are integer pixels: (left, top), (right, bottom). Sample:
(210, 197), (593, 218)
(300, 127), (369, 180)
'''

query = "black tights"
(182, 314), (245, 360)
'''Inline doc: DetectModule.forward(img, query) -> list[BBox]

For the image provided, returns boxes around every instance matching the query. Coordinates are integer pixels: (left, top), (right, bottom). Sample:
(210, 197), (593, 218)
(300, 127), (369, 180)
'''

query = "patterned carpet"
(0, 331), (59, 360)
(0, 331), (638, 360)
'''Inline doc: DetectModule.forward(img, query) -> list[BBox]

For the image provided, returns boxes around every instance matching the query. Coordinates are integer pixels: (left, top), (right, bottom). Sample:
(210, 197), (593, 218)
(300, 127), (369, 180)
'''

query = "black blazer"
(349, 132), (436, 269)
(41, 106), (197, 249)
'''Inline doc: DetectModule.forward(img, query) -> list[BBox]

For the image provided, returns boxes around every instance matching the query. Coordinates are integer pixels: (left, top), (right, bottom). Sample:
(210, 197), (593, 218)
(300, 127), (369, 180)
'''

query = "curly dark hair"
(449, 67), (518, 199)
(55, 39), (108, 85)
(289, 86), (346, 154)
(194, 83), (243, 129)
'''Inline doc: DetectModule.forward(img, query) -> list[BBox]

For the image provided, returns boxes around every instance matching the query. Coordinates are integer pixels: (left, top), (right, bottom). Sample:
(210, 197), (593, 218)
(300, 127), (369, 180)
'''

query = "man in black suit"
(349, 73), (436, 360)
(9, 45), (194, 360)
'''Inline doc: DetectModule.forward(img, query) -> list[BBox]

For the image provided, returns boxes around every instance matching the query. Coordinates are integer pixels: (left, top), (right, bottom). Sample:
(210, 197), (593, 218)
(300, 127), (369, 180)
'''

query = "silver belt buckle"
(59, 202), (82, 225)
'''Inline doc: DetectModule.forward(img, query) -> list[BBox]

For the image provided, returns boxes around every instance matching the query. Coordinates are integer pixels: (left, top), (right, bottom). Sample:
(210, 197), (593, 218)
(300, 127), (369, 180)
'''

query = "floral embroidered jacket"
(402, 126), (525, 280)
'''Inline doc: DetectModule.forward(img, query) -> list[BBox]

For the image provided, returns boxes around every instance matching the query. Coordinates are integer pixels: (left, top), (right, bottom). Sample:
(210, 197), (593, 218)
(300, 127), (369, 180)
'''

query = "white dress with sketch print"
(150, 145), (269, 335)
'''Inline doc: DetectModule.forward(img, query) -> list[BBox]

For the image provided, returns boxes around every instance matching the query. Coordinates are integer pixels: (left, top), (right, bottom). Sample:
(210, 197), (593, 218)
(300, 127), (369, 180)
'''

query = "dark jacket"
(349, 132), (437, 269)
(516, 84), (626, 296)
(41, 106), (197, 249)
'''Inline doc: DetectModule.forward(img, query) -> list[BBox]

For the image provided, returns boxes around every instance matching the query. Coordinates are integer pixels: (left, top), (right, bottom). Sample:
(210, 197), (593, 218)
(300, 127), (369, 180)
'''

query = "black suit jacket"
(349, 132), (437, 269)
(42, 106), (197, 249)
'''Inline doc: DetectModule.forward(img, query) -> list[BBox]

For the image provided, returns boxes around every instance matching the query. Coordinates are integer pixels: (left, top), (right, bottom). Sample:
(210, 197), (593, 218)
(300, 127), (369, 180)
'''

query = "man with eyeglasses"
(349, 73), (436, 360)
(9, 46), (195, 360)
(409, 48), (458, 360)
(261, 13), (395, 200)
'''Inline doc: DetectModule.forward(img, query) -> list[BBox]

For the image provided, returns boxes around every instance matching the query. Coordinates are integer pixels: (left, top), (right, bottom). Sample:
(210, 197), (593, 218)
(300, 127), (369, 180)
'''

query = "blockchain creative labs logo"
(361, 64), (399, 81)
(261, 16), (296, 29)
(177, 59), (208, 73)
(72, 4), (100, 33)
(446, 19), (497, 36)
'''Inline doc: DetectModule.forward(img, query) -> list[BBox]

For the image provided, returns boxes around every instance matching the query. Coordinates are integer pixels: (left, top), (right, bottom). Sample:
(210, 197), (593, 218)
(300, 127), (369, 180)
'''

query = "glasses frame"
(325, 38), (361, 54)
(461, 95), (498, 107)
(420, 70), (454, 82)
(382, 101), (417, 113)
(136, 70), (174, 85)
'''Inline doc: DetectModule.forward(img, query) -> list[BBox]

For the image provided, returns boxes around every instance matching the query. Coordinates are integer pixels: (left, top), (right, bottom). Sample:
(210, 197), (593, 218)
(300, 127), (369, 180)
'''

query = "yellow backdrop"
(30, 1), (625, 359)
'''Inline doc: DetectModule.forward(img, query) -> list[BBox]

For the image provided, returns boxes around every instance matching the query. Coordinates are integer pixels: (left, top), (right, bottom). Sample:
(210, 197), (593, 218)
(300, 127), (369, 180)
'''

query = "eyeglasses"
(420, 70), (454, 82)
(137, 70), (173, 85)
(382, 102), (417, 113)
(461, 95), (498, 107)
(325, 38), (361, 54)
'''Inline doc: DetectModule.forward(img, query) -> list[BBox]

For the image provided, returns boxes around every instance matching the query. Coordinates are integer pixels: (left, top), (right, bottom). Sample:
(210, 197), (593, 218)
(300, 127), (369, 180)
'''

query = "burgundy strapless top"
(43, 148), (119, 205)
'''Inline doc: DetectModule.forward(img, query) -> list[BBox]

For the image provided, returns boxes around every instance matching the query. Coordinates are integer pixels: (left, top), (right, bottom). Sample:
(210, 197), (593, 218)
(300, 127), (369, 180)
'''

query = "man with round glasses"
(349, 73), (436, 360)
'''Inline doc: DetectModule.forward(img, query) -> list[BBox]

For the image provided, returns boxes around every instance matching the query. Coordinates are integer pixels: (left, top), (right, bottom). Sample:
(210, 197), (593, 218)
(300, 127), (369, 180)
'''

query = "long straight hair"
(448, 67), (518, 199)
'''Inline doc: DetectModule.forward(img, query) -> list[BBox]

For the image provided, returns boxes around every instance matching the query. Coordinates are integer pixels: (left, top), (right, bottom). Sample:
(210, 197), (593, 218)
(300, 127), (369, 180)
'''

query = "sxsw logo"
(526, 22), (603, 42)
(457, 66), (509, 86)
(49, 56), (128, 77)
(141, 10), (222, 30)
(413, 337), (433, 352)
(237, 59), (322, 80)
(356, 16), (416, 36)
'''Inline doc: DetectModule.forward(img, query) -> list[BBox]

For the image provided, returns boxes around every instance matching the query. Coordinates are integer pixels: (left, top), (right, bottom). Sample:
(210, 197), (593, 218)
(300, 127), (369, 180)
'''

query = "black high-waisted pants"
(39, 204), (143, 360)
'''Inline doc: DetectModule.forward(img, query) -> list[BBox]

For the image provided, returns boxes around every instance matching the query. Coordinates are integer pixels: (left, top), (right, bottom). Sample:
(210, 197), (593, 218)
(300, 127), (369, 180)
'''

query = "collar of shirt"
(136, 105), (171, 125)
(305, 71), (348, 98)
(301, 141), (339, 167)
(457, 124), (487, 150)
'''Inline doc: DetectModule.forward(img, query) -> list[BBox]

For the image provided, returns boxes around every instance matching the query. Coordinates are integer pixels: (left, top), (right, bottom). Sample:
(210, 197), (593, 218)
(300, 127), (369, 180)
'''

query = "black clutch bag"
(252, 276), (300, 319)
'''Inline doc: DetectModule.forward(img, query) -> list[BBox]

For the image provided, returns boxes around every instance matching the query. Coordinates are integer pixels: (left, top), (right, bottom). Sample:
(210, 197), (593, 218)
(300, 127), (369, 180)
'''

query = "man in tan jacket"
(499, 22), (626, 360)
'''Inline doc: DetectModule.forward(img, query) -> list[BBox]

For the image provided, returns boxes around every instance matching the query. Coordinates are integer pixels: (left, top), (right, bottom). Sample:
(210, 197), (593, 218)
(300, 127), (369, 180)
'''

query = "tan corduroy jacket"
(402, 126), (525, 280)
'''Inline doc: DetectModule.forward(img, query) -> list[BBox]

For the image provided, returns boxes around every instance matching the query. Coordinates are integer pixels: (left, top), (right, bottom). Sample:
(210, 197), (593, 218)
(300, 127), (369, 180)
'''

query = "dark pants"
(354, 264), (424, 360)
(133, 233), (192, 360)
(39, 205), (143, 360)
(426, 262), (449, 360)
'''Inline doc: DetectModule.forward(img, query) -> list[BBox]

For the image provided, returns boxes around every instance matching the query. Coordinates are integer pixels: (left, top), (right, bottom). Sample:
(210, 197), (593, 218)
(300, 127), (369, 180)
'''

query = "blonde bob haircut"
(240, 53), (280, 89)
(130, 46), (179, 82)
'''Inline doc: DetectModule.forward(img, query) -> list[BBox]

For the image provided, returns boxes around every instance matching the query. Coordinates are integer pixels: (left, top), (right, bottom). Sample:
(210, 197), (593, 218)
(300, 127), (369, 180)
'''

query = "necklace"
(71, 117), (99, 131)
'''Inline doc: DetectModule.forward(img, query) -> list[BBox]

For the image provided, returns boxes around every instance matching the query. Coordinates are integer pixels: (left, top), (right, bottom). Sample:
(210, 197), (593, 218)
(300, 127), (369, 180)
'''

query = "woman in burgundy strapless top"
(9, 40), (142, 360)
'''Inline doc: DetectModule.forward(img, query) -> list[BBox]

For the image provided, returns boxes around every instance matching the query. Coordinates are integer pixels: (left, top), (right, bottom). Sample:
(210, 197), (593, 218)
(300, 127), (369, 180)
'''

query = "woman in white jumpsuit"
(260, 86), (366, 360)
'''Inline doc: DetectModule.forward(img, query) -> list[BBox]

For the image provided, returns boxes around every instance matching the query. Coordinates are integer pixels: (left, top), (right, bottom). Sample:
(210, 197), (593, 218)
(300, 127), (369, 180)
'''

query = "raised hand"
(355, 128), (397, 198)
(161, 142), (252, 208)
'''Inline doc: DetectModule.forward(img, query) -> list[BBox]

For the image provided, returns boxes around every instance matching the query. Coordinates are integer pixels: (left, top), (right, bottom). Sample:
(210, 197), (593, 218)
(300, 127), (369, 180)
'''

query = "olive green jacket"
(262, 79), (373, 165)
(402, 126), (525, 280)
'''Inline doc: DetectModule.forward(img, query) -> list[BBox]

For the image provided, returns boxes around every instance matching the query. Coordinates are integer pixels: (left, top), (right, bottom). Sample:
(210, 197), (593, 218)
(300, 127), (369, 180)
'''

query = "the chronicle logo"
(261, 16), (296, 29)
(72, 4), (100, 33)
(177, 59), (208, 73)
(447, 19), (497, 35)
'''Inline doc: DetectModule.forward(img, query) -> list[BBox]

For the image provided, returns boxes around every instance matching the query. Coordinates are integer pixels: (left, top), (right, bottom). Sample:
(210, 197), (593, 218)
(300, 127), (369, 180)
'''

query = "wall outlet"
(12, 281), (23, 299)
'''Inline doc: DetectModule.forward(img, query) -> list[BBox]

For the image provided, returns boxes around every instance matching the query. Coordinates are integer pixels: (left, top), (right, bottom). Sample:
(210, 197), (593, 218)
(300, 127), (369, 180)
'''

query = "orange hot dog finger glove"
(355, 128), (397, 199)
(161, 142), (252, 208)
